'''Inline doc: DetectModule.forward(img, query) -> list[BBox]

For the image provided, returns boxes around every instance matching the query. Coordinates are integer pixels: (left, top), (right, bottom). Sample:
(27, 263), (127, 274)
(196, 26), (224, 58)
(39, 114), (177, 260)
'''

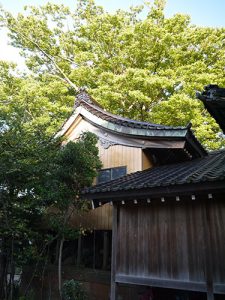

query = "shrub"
(62, 279), (88, 300)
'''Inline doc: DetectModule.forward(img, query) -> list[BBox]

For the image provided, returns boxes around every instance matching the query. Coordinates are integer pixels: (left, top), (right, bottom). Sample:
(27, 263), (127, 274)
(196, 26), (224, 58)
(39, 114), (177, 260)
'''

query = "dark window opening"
(79, 230), (112, 270)
(97, 166), (126, 184)
(56, 230), (112, 271)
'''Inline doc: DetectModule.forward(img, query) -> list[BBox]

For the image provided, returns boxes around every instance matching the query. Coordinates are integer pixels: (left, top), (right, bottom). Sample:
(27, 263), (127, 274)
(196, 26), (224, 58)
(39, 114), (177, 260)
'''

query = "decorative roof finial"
(75, 87), (93, 106)
(196, 84), (225, 100)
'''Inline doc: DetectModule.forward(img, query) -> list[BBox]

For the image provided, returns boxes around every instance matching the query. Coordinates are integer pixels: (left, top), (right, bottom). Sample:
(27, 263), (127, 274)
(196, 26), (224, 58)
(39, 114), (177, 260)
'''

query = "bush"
(62, 279), (88, 300)
(19, 289), (35, 300)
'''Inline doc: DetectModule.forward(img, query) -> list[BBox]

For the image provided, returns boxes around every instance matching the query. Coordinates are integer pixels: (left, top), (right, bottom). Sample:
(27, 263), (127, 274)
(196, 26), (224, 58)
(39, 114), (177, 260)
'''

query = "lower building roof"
(82, 150), (225, 201)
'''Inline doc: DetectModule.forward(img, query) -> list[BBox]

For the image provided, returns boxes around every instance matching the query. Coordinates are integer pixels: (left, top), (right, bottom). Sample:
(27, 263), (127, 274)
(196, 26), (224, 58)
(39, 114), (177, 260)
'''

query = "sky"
(0, 0), (225, 66)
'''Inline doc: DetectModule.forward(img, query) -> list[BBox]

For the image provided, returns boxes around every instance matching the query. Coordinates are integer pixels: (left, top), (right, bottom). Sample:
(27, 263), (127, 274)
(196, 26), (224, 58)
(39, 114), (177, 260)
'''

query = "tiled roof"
(56, 90), (206, 159)
(83, 150), (225, 196)
(74, 91), (206, 158)
(75, 90), (187, 131)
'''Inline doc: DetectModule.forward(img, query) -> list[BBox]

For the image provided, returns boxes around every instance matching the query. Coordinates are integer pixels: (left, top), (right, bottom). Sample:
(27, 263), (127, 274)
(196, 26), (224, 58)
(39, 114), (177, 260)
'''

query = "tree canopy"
(1, 0), (225, 148)
(0, 60), (101, 299)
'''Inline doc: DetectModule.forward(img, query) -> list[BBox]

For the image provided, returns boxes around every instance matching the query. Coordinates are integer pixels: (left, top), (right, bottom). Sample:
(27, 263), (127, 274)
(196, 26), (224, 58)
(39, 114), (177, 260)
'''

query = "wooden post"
(207, 286), (214, 300)
(76, 235), (82, 267)
(111, 204), (118, 300)
(102, 231), (109, 270)
(203, 201), (214, 300)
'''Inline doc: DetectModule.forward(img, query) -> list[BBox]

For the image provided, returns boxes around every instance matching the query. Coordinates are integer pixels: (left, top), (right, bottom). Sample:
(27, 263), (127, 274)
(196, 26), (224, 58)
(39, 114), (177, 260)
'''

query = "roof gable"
(57, 90), (206, 159)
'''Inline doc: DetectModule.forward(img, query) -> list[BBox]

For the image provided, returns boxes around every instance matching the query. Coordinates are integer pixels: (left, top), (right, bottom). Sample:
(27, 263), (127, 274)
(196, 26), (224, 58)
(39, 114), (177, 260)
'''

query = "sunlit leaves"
(1, 0), (225, 148)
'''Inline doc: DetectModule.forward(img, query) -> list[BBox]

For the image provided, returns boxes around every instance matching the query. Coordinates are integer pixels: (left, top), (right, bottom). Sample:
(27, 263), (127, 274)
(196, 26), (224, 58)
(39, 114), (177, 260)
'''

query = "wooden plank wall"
(70, 203), (112, 230)
(65, 117), (147, 174)
(209, 199), (225, 284)
(69, 141), (145, 231)
(98, 143), (142, 174)
(117, 199), (225, 288)
(81, 144), (145, 231)
(142, 150), (153, 170)
(65, 117), (153, 231)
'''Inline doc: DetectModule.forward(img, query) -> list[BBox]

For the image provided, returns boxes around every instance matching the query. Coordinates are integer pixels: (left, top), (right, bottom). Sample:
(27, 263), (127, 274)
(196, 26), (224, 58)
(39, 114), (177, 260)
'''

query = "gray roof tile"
(74, 91), (206, 158)
(83, 150), (225, 195)
(75, 90), (187, 131)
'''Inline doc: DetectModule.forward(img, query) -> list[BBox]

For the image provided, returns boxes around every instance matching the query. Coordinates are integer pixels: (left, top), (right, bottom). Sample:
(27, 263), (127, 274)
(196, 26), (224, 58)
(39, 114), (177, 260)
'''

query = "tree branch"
(57, 55), (76, 65)
(8, 24), (78, 91)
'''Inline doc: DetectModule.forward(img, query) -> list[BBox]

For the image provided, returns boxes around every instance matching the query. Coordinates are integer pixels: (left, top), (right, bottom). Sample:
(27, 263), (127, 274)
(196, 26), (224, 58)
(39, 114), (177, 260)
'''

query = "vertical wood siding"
(117, 199), (225, 286)
(98, 144), (142, 174)
(142, 150), (153, 170)
(65, 118), (146, 173)
(70, 203), (112, 230)
(65, 118), (151, 230)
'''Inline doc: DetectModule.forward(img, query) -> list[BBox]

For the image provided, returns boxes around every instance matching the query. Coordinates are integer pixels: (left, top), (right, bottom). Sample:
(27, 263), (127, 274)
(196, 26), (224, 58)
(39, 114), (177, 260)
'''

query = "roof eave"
(82, 180), (225, 203)
(80, 106), (189, 138)
(185, 129), (207, 158)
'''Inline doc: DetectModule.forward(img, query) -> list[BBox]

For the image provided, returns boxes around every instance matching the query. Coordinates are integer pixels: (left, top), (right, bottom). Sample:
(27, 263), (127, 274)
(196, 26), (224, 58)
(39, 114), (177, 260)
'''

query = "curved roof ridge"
(75, 90), (189, 131)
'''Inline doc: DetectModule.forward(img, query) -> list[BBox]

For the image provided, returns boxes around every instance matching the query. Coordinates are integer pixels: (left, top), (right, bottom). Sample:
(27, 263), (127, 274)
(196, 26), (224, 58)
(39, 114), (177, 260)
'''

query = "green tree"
(0, 61), (61, 299)
(0, 118), (60, 300)
(0, 61), (74, 136)
(0, 62), (101, 299)
(1, 0), (225, 148)
(47, 132), (101, 299)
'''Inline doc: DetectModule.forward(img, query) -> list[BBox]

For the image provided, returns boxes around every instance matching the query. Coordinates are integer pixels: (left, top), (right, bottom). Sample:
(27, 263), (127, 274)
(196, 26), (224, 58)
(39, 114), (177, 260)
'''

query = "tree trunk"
(8, 265), (15, 300)
(8, 237), (15, 300)
(76, 235), (81, 267)
(0, 249), (7, 300)
(58, 236), (64, 300)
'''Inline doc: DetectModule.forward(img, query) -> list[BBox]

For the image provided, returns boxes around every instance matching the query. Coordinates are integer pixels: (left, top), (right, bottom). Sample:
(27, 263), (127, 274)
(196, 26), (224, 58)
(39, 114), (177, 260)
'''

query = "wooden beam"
(115, 274), (207, 292)
(207, 288), (214, 300)
(214, 284), (225, 294)
(86, 181), (225, 202)
(110, 204), (118, 300)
